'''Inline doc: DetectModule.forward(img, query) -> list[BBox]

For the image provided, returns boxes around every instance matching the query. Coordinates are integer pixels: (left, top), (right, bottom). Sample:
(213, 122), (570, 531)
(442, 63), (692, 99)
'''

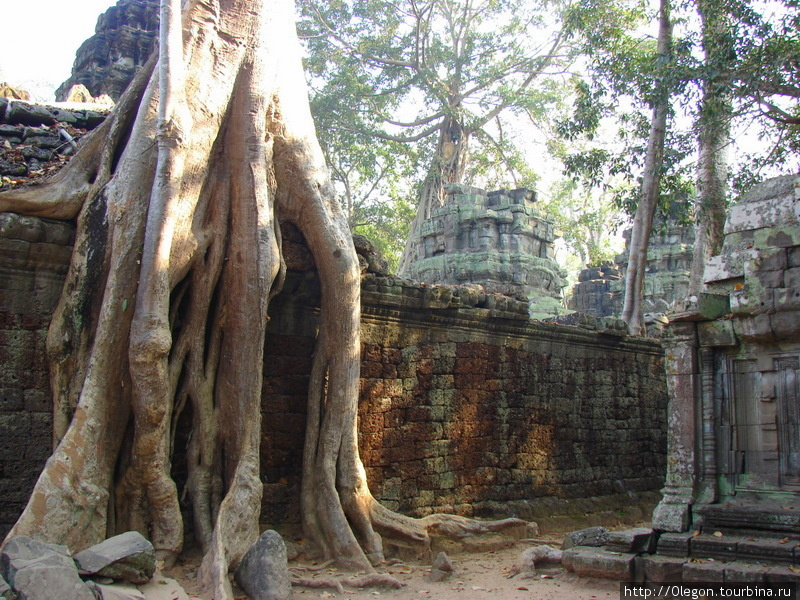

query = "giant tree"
(300, 0), (577, 274)
(0, 0), (519, 598)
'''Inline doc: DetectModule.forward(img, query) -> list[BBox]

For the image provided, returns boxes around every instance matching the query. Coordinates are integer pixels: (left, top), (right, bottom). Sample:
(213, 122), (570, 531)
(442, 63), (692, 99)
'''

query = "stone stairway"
(562, 525), (800, 586)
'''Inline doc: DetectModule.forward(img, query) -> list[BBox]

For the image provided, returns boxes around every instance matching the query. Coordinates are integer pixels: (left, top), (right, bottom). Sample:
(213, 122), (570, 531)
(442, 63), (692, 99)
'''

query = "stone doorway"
(725, 353), (800, 497)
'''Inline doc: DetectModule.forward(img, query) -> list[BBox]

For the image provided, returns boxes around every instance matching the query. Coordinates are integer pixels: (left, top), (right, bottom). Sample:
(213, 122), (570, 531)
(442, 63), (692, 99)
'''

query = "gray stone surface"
(562, 547), (635, 580)
(234, 530), (291, 600)
(56, 0), (159, 102)
(1, 537), (94, 600)
(639, 555), (685, 582)
(1, 535), (71, 586)
(73, 531), (155, 584)
(606, 528), (654, 553)
(0, 574), (10, 599)
(562, 527), (609, 550)
(400, 185), (568, 318)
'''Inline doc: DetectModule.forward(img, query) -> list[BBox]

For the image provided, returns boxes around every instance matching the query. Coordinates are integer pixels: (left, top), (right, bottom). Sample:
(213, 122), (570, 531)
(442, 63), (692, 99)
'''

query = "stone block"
(724, 561), (768, 583)
(733, 314), (775, 342)
(640, 555), (686, 582)
(73, 531), (155, 584)
(682, 560), (726, 582)
(736, 537), (796, 563)
(562, 526), (609, 549)
(725, 192), (797, 234)
(770, 311), (800, 340)
(698, 320), (736, 347)
(731, 287), (773, 315)
(690, 534), (738, 561)
(656, 532), (694, 557)
(704, 249), (757, 283)
(562, 547), (635, 580)
(788, 246), (800, 268)
(754, 224), (800, 249)
(606, 528), (655, 553)
(774, 288), (800, 312)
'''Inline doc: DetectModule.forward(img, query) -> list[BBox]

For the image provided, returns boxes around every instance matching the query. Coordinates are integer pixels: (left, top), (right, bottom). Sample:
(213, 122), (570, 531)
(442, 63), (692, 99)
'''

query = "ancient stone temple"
(400, 184), (568, 318)
(55, 0), (159, 102)
(569, 218), (695, 328)
(560, 176), (800, 585)
(650, 174), (800, 566)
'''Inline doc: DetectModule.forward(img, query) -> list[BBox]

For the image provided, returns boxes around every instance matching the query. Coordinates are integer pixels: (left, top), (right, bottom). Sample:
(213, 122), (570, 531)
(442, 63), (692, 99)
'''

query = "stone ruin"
(55, 0), (159, 102)
(400, 183), (568, 319)
(569, 217), (695, 331)
(561, 175), (800, 586)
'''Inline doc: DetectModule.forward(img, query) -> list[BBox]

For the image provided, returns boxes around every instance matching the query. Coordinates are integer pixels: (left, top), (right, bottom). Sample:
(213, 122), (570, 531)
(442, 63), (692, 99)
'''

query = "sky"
(0, 0), (118, 101)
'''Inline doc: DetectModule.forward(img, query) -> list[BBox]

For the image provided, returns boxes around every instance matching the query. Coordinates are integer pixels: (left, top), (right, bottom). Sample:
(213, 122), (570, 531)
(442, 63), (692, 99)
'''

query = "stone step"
(642, 554), (800, 585)
(695, 503), (800, 536)
(660, 532), (799, 564)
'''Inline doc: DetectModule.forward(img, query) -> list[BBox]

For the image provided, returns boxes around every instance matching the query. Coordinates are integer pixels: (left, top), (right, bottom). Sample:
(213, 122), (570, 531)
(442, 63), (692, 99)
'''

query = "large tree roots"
(0, 1), (531, 598)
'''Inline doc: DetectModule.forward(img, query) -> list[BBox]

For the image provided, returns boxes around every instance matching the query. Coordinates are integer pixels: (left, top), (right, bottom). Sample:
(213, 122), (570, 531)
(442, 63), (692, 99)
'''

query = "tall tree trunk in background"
(688, 0), (733, 296)
(0, 1), (522, 597)
(620, 0), (673, 336)
(397, 116), (469, 274)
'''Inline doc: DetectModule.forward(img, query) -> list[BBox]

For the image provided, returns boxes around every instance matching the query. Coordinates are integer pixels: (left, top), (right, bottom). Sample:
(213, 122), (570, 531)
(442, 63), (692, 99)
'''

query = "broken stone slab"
(605, 528), (655, 554)
(234, 530), (291, 600)
(639, 555), (686, 582)
(562, 547), (635, 580)
(1, 535), (72, 586)
(10, 552), (96, 600)
(562, 526), (609, 550)
(428, 550), (455, 580)
(73, 531), (155, 584)
(511, 545), (563, 578)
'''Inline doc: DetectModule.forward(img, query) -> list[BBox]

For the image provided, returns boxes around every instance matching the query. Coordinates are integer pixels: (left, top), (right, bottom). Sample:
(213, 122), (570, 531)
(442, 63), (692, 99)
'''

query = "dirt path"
(286, 544), (620, 600)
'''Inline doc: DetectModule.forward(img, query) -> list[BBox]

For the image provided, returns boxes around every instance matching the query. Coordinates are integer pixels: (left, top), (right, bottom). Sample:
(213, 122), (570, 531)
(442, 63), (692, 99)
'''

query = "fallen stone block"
(235, 530), (291, 600)
(562, 526), (609, 550)
(1, 535), (72, 586)
(11, 553), (95, 600)
(562, 547), (635, 580)
(73, 531), (155, 584)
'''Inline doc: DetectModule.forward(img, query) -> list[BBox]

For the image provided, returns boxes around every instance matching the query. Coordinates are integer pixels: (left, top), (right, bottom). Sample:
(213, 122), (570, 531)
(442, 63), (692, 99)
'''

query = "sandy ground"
(167, 539), (622, 600)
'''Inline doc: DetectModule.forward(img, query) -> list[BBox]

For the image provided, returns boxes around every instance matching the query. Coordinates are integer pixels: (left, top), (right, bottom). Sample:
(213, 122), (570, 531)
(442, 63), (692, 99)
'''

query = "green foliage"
(299, 0), (583, 260)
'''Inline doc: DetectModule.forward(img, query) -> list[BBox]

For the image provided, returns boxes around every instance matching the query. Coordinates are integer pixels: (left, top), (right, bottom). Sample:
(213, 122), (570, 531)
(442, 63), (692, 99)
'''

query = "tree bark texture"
(688, 0), (732, 296)
(0, 1), (522, 597)
(620, 0), (673, 336)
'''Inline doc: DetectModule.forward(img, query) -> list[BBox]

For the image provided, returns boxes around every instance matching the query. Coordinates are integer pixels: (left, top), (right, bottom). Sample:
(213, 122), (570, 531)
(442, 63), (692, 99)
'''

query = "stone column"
(652, 321), (700, 532)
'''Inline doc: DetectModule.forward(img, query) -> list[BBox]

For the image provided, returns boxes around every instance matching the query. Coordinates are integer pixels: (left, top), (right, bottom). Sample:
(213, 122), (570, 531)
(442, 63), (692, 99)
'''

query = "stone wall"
(0, 213), (74, 537)
(0, 216), (669, 538)
(261, 240), (668, 533)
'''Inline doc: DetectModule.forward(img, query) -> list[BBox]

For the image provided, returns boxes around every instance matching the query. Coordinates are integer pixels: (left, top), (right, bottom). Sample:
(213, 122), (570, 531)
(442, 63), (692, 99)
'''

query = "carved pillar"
(652, 321), (701, 532)
(697, 346), (718, 504)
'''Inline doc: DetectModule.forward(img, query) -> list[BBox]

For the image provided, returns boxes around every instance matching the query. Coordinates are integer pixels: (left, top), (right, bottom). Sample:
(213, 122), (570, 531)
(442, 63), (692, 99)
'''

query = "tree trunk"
(0, 1), (521, 597)
(688, 0), (732, 296)
(397, 116), (469, 274)
(620, 0), (673, 336)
